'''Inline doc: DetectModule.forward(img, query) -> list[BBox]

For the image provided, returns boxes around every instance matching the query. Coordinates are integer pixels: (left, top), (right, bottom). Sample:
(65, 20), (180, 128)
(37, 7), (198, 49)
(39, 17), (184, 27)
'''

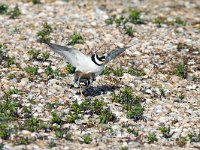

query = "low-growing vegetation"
(0, 4), (8, 14)
(32, 0), (41, 4)
(153, 17), (167, 27)
(68, 32), (84, 45)
(147, 132), (158, 143)
(159, 125), (174, 138)
(112, 86), (144, 121)
(28, 48), (40, 60)
(37, 22), (53, 43)
(25, 66), (38, 76)
(104, 66), (145, 77)
(128, 9), (143, 24)
(42, 51), (50, 61)
(67, 98), (117, 124)
(82, 133), (92, 144)
(0, 44), (16, 67)
(124, 26), (135, 37)
(176, 136), (188, 147)
(174, 63), (187, 78)
(105, 9), (142, 36)
(65, 64), (76, 74)
(9, 5), (21, 19)
(44, 66), (67, 78)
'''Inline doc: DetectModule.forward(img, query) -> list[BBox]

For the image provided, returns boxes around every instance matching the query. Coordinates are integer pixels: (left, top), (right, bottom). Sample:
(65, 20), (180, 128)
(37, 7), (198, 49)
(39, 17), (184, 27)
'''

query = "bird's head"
(92, 53), (106, 66)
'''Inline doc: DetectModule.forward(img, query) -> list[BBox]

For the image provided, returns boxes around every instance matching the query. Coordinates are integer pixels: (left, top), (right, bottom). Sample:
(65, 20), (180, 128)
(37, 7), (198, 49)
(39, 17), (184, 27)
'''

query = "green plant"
(46, 102), (64, 110)
(14, 136), (36, 145)
(129, 9), (142, 24)
(147, 133), (158, 143)
(82, 134), (92, 144)
(176, 137), (188, 147)
(112, 86), (144, 121)
(159, 88), (166, 98)
(65, 64), (76, 74)
(115, 16), (128, 27)
(0, 143), (4, 150)
(67, 113), (81, 123)
(69, 98), (116, 124)
(126, 103), (144, 120)
(25, 66), (38, 76)
(4, 88), (21, 98)
(22, 106), (32, 118)
(51, 112), (62, 124)
(20, 117), (48, 132)
(120, 146), (128, 150)
(153, 17), (166, 27)
(32, 0), (41, 4)
(188, 132), (200, 142)
(127, 128), (138, 136)
(178, 93), (185, 102)
(113, 67), (124, 77)
(45, 66), (54, 76)
(0, 90), (21, 121)
(38, 121), (48, 131)
(9, 5), (21, 19)
(68, 32), (84, 45)
(0, 4), (8, 14)
(37, 22), (53, 43)
(28, 49), (40, 60)
(159, 125), (172, 138)
(42, 51), (49, 61)
(7, 56), (15, 67)
(105, 17), (114, 25)
(66, 112), (81, 123)
(0, 124), (11, 140)
(48, 140), (56, 148)
(54, 128), (72, 140)
(125, 26), (135, 36)
(174, 17), (186, 26)
(127, 67), (145, 76)
(174, 63), (187, 78)
(21, 117), (39, 132)
(55, 129), (64, 138)
(103, 66), (112, 76)
(99, 108), (117, 124)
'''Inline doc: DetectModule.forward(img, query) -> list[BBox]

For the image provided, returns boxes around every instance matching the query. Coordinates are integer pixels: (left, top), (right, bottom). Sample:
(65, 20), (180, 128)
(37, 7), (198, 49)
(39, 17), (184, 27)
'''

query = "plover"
(45, 42), (131, 97)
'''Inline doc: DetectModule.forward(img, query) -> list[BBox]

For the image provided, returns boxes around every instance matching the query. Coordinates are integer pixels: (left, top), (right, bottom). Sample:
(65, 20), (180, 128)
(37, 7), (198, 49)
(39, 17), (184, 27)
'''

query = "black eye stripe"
(99, 56), (105, 60)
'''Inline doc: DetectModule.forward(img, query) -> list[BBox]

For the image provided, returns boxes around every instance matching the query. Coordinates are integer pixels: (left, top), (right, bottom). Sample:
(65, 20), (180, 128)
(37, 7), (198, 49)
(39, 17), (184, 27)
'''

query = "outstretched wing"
(45, 42), (89, 68)
(105, 46), (131, 64)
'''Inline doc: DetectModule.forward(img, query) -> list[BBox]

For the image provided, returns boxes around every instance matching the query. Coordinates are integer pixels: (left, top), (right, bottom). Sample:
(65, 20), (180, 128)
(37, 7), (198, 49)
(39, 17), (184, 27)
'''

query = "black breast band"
(91, 55), (102, 66)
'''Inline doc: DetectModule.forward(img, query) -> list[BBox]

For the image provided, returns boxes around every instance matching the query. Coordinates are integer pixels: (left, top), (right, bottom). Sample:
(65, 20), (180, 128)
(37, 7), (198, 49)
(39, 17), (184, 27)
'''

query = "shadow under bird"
(45, 42), (132, 97)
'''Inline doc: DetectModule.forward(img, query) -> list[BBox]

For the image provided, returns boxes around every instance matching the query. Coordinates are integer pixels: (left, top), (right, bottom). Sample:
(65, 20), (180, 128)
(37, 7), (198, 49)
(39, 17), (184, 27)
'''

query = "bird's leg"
(79, 86), (84, 99)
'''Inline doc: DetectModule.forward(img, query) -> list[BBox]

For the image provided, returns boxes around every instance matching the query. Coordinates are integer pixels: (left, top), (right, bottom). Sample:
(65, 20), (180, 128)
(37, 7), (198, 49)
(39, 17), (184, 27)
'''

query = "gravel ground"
(0, 0), (200, 150)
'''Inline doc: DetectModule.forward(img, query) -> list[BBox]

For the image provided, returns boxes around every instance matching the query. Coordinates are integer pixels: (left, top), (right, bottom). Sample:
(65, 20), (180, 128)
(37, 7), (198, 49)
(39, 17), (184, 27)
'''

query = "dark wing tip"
(105, 45), (132, 63)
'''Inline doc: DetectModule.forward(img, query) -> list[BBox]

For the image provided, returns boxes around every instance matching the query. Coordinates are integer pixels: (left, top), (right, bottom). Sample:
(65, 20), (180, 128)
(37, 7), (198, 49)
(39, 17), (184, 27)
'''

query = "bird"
(45, 42), (131, 97)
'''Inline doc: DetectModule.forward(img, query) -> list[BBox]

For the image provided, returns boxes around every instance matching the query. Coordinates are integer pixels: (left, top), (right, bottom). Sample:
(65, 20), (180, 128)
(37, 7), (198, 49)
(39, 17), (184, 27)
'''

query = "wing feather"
(105, 46), (131, 64)
(45, 43), (89, 68)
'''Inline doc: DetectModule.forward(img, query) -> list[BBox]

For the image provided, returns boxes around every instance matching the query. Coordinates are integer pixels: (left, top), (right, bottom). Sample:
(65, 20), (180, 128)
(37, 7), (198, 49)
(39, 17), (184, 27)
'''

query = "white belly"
(76, 58), (104, 76)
